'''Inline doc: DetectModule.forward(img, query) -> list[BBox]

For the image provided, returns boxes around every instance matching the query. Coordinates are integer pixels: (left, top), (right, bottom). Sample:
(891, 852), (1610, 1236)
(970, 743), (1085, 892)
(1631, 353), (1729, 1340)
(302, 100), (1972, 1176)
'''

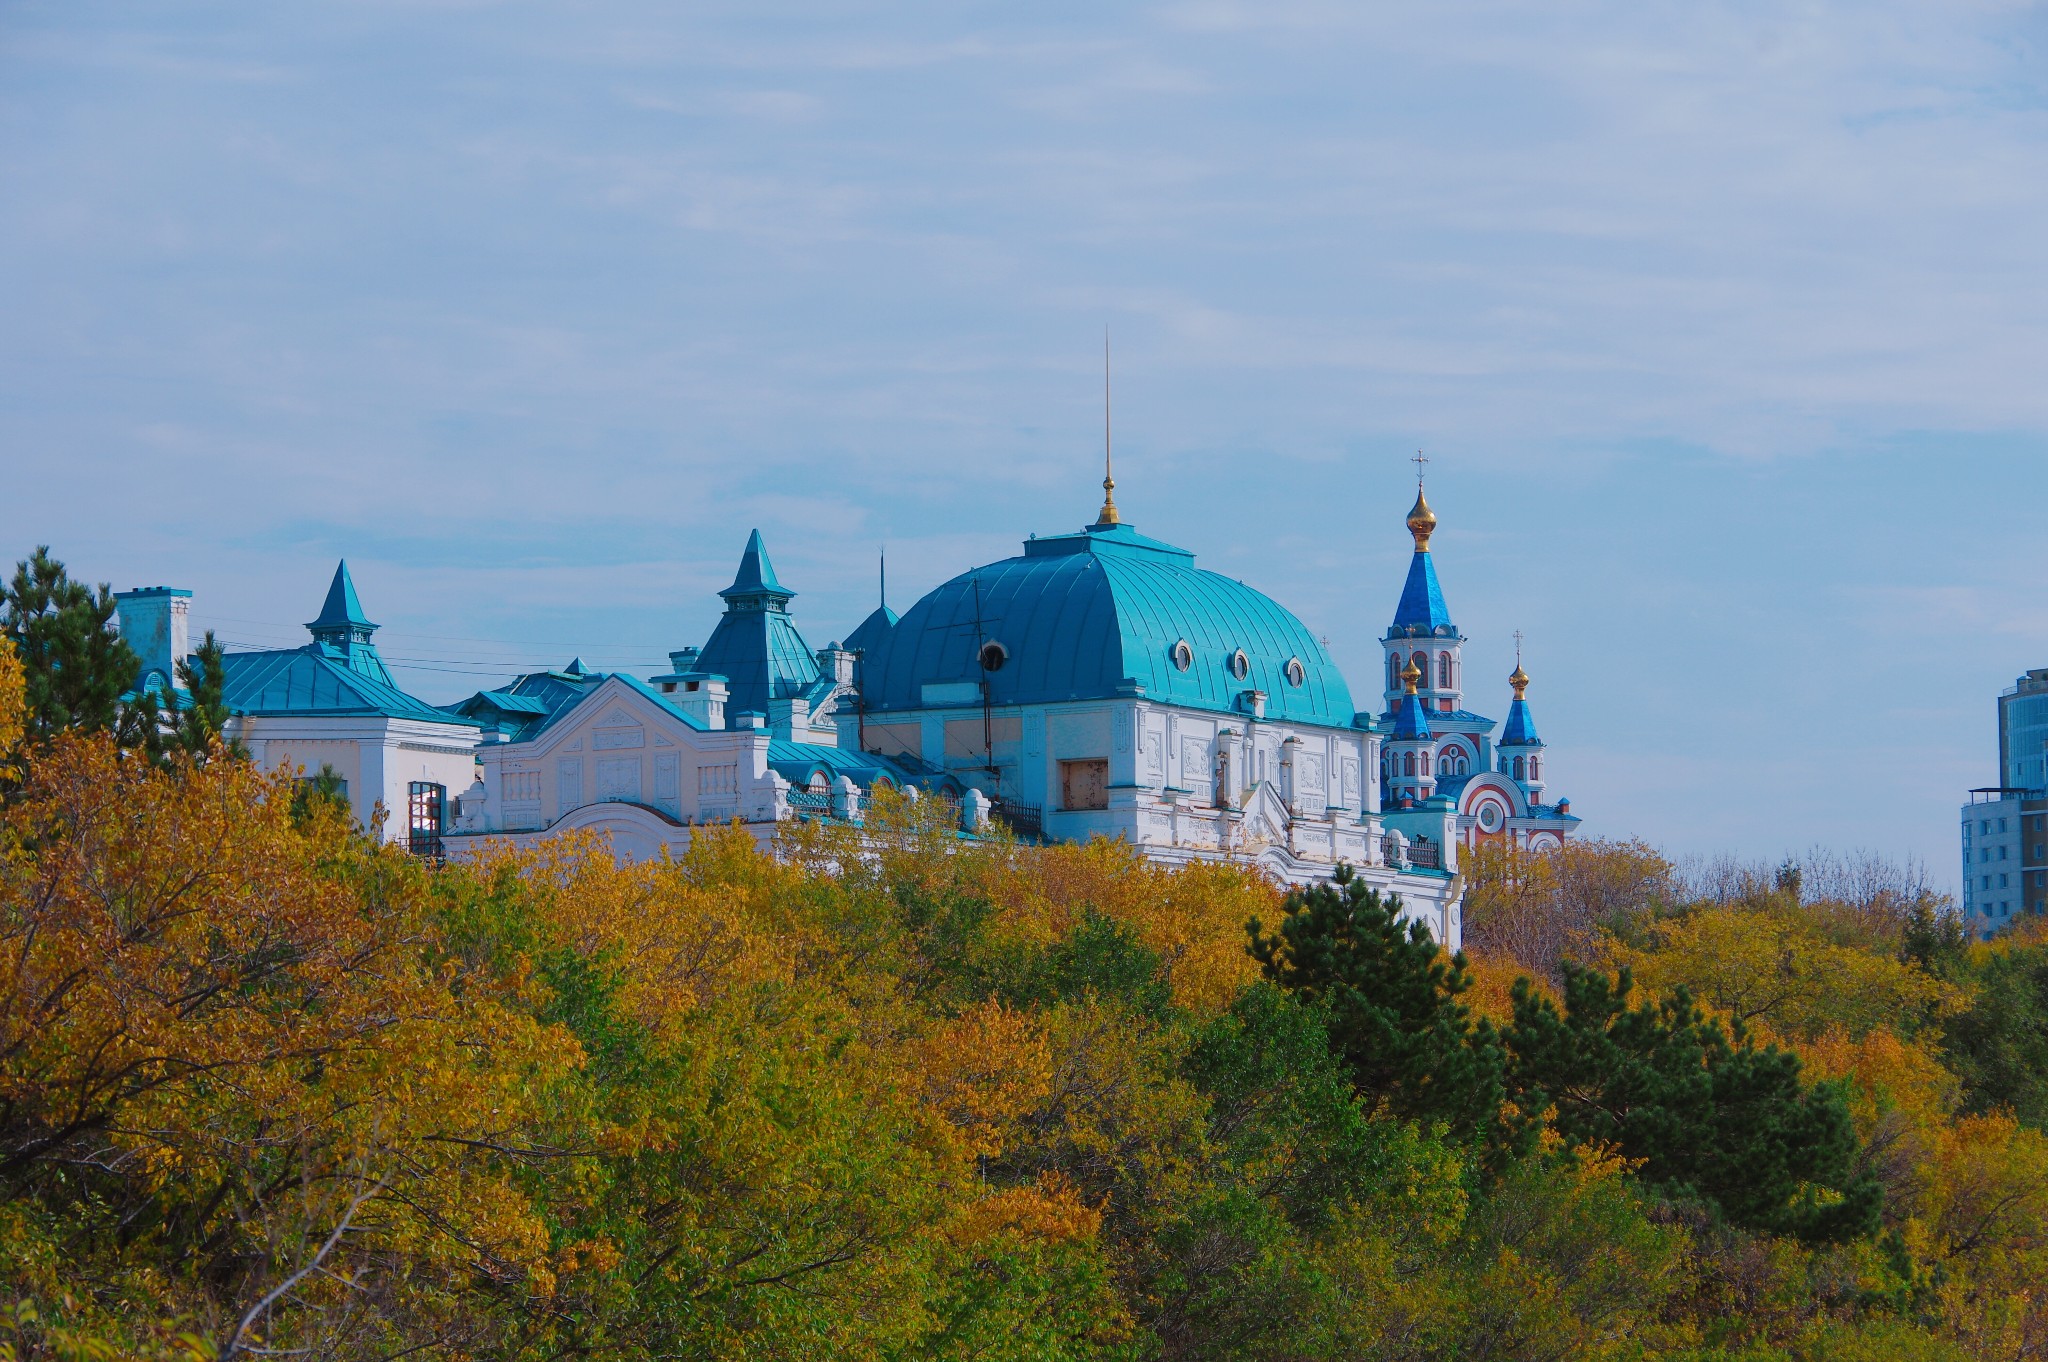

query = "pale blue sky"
(5, 2), (2048, 888)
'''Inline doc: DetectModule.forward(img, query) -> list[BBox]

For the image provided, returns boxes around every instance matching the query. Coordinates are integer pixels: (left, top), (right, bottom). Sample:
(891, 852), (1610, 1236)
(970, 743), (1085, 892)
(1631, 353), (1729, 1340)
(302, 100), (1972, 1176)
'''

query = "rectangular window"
(1060, 758), (1109, 811)
(407, 781), (445, 859)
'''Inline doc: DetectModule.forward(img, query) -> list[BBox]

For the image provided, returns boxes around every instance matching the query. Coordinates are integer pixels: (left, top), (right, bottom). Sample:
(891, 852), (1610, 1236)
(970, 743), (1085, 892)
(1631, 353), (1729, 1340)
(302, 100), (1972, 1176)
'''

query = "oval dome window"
(1285, 657), (1306, 687)
(1171, 639), (1194, 672)
(978, 641), (1008, 672)
(1229, 650), (1250, 680)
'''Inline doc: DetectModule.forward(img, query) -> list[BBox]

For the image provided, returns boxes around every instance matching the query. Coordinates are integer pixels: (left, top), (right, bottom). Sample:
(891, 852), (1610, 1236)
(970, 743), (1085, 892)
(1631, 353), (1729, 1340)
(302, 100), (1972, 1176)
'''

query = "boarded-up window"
(865, 723), (921, 760)
(1060, 758), (1108, 811)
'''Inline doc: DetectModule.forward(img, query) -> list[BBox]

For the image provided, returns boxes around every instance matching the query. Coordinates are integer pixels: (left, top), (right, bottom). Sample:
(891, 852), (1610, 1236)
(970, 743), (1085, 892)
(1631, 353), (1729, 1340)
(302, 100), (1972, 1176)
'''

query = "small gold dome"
(1400, 659), (1423, 694)
(1406, 486), (1437, 550)
(1509, 663), (1530, 701)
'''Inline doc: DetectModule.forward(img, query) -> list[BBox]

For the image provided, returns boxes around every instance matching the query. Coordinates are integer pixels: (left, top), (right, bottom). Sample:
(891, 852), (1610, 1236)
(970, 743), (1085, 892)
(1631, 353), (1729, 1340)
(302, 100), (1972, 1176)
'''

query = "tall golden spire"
(1406, 451), (1436, 550)
(1509, 629), (1529, 699)
(1094, 329), (1120, 528)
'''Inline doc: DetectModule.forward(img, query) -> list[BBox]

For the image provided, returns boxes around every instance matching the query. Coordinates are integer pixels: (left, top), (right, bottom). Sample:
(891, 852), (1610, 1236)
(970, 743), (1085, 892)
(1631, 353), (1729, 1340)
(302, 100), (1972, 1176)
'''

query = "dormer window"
(1285, 657), (1306, 687)
(1172, 639), (1194, 672)
(1228, 649), (1250, 680)
(978, 641), (1008, 672)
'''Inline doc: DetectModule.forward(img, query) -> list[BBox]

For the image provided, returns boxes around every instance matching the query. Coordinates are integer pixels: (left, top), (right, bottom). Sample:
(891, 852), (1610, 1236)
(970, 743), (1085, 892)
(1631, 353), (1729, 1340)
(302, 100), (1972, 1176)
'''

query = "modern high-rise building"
(1960, 668), (2048, 939)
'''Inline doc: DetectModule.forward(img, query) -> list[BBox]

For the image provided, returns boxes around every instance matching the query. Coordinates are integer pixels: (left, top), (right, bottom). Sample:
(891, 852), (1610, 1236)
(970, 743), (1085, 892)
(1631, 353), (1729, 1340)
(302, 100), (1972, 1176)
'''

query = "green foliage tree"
(1, 546), (140, 743)
(1503, 963), (1882, 1243)
(1935, 943), (2048, 1128)
(173, 628), (238, 760)
(1248, 863), (1512, 1147)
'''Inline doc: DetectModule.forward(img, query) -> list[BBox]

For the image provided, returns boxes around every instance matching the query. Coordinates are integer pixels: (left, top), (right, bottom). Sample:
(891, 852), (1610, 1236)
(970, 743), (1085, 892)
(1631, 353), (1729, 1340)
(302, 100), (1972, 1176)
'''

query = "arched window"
(1513, 756), (1525, 780)
(1402, 752), (1416, 777)
(1437, 652), (1452, 689)
(1422, 753), (1433, 777)
(1530, 757), (1541, 780)
(1411, 651), (1428, 686)
(1388, 655), (1400, 690)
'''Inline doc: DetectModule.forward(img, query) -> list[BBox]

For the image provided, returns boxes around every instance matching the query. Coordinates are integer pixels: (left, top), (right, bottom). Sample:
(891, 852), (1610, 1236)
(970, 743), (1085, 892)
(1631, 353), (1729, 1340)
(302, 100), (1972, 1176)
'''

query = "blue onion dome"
(1389, 486), (1456, 639)
(1388, 658), (1433, 740)
(1501, 663), (1542, 747)
(861, 522), (1356, 726)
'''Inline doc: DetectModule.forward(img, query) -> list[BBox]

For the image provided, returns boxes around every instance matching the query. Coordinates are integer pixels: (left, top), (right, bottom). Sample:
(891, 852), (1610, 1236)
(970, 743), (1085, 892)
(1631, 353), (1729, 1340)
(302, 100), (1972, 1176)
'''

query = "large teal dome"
(862, 522), (1358, 726)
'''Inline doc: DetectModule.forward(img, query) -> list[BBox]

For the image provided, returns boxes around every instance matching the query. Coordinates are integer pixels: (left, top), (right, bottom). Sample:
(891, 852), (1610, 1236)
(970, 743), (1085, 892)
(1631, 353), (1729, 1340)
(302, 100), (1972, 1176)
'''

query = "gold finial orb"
(1400, 659), (1423, 694)
(1095, 473), (1120, 527)
(1509, 663), (1530, 701)
(1406, 486), (1437, 550)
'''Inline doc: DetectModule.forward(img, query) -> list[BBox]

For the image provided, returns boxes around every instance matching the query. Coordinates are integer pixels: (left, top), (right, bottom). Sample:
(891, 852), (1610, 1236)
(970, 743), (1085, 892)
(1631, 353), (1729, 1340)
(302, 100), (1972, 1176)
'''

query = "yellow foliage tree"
(0, 638), (22, 758)
(1605, 903), (1965, 1042)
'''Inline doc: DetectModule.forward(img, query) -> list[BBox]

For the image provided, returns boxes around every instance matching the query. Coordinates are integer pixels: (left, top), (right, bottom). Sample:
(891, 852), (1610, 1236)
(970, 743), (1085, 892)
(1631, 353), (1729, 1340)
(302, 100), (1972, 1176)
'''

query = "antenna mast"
(1094, 329), (1119, 527)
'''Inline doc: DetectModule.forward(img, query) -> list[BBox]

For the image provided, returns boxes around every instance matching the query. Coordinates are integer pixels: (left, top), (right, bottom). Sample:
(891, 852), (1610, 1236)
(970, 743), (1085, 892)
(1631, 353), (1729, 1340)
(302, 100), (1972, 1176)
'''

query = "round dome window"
(1478, 802), (1504, 832)
(978, 641), (1008, 672)
(1171, 639), (1194, 672)
(1285, 657), (1306, 687)
(1229, 649), (1250, 680)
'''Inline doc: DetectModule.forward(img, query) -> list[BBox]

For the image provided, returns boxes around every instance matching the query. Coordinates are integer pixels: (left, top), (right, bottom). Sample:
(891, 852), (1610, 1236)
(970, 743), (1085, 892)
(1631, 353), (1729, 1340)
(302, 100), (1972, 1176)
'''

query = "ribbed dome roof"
(862, 523), (1357, 726)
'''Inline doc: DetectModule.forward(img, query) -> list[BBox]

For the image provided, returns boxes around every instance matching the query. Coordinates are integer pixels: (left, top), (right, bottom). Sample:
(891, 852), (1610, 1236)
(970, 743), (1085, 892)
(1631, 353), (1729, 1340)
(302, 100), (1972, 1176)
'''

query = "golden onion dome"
(1406, 486), (1437, 550)
(1400, 659), (1423, 694)
(1509, 663), (1530, 701)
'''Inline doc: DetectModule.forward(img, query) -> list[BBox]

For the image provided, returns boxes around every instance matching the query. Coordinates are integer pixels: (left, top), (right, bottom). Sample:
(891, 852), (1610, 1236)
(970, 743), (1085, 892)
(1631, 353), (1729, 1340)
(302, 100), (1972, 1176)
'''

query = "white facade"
(236, 714), (483, 847)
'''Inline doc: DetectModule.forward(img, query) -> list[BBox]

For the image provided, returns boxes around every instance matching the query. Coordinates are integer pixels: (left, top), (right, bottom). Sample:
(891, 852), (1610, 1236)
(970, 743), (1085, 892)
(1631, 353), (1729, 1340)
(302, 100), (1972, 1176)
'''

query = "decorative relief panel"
(595, 756), (641, 803)
(1142, 730), (1164, 779)
(653, 754), (681, 815)
(593, 724), (644, 751)
(1341, 758), (1361, 805)
(555, 758), (582, 812)
(1300, 753), (1325, 793)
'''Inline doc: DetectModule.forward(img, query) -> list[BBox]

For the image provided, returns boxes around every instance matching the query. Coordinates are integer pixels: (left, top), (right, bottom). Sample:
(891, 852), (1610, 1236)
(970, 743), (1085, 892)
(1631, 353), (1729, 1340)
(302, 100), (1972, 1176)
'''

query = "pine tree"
(1504, 963), (1882, 1243)
(1, 547), (140, 743)
(174, 629), (239, 761)
(1248, 863), (1511, 1145)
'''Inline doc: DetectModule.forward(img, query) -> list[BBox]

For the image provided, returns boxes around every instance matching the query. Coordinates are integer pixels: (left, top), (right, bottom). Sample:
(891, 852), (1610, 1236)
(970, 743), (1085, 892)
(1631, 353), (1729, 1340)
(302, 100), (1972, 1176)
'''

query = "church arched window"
(1513, 756), (1526, 780)
(1437, 652), (1452, 688)
(1422, 752), (1433, 776)
(1410, 651), (1428, 686)
(1530, 757), (1541, 780)
(1402, 753), (1415, 777)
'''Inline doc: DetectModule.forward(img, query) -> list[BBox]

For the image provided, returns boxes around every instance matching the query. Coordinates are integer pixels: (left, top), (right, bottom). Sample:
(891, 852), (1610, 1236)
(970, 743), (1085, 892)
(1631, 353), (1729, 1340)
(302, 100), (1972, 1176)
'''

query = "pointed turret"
(720, 529), (793, 605)
(307, 561), (376, 642)
(304, 560), (391, 684)
(693, 530), (825, 725)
